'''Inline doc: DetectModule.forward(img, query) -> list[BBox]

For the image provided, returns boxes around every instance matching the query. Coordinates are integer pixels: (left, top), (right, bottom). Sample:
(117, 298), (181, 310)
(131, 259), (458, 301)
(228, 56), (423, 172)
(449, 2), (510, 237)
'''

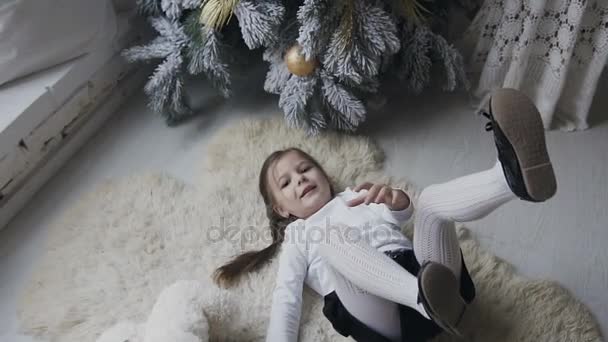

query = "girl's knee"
(417, 186), (442, 211)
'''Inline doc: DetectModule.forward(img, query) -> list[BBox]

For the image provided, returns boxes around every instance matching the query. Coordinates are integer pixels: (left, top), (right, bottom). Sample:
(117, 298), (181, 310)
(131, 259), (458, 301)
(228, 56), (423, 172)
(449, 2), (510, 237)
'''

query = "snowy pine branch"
(297, 0), (334, 60)
(199, 28), (232, 97)
(161, 0), (201, 20)
(396, 26), (469, 92)
(430, 30), (469, 91)
(137, 0), (163, 16)
(278, 76), (318, 129)
(234, 0), (285, 49)
(264, 61), (291, 94)
(323, 0), (399, 84)
(128, 0), (465, 131)
(398, 25), (432, 92)
(123, 36), (175, 61)
(321, 72), (366, 130)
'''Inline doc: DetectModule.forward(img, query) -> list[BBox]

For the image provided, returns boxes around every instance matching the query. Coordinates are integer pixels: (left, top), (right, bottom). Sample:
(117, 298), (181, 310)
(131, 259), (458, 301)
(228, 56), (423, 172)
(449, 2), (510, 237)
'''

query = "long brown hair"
(212, 147), (333, 288)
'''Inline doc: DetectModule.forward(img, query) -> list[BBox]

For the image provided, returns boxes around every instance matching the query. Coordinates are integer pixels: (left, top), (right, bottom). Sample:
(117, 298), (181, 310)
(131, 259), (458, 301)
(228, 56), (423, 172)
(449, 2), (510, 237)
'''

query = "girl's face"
(267, 150), (332, 219)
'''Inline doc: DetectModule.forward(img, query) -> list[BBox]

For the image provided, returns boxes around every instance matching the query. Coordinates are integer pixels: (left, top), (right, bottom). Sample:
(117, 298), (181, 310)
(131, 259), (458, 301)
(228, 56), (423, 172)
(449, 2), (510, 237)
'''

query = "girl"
(213, 88), (557, 341)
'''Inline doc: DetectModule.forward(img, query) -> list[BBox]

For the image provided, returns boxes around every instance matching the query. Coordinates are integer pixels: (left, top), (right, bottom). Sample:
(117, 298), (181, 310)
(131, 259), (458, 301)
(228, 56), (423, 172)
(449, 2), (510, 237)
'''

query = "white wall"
(0, 8), (148, 230)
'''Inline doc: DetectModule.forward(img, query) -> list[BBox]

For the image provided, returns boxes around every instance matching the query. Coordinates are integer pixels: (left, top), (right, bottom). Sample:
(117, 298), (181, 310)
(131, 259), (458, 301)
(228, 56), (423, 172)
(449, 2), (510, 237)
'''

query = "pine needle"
(395, 0), (432, 25)
(337, 0), (355, 51)
(199, 0), (239, 29)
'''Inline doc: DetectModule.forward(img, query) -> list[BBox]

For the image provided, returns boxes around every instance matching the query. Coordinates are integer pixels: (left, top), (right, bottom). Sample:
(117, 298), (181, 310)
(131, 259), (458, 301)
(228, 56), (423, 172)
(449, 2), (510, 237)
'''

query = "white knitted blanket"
(461, 0), (608, 131)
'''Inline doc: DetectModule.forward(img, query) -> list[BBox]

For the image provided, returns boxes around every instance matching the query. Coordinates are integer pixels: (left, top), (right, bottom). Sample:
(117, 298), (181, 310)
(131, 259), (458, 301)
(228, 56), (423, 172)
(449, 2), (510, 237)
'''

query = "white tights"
(321, 162), (515, 341)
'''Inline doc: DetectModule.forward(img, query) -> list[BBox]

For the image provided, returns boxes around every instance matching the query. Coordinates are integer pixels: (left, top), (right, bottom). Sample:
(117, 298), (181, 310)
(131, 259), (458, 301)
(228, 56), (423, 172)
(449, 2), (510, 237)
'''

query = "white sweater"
(265, 187), (414, 341)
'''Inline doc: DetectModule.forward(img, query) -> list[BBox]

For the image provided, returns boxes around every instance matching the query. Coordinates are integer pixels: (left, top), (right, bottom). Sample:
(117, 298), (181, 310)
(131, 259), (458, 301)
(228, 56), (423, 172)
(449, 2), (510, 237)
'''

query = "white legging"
(321, 162), (515, 341)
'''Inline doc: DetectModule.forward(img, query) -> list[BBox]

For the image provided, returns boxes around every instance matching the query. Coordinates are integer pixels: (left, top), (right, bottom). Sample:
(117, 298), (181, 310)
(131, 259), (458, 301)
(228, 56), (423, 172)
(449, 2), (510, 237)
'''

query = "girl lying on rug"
(213, 88), (557, 342)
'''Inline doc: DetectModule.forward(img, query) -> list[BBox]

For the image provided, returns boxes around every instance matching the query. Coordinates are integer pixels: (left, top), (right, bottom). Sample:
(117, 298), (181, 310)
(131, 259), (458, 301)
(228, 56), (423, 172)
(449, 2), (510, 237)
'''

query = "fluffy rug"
(18, 118), (602, 342)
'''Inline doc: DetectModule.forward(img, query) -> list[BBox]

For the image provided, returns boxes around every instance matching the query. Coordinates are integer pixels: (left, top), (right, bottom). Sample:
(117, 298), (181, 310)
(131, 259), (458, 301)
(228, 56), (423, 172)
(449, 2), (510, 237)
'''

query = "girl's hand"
(346, 182), (410, 211)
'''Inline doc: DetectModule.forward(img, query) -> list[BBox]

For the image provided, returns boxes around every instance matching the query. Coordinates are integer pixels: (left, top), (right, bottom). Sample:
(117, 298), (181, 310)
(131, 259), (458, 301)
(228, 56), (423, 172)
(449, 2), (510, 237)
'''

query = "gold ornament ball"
(284, 45), (318, 77)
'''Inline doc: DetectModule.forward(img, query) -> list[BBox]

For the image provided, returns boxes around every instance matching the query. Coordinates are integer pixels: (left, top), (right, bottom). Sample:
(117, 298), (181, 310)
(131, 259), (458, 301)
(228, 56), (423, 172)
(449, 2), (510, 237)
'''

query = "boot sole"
(490, 88), (557, 202)
(418, 262), (466, 337)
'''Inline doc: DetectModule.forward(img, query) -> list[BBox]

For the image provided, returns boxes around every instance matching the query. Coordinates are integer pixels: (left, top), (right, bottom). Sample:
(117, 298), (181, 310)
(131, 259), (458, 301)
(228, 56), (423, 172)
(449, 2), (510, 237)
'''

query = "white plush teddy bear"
(96, 280), (210, 342)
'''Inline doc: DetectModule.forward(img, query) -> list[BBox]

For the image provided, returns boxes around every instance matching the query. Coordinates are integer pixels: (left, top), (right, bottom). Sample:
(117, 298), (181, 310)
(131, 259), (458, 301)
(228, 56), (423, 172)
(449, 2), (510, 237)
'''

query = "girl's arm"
(266, 226), (308, 342)
(347, 183), (414, 226)
(373, 195), (414, 226)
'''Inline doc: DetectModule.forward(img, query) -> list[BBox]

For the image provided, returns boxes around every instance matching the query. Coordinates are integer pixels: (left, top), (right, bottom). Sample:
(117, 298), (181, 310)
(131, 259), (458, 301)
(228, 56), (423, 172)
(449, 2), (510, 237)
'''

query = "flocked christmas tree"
(125, 0), (469, 134)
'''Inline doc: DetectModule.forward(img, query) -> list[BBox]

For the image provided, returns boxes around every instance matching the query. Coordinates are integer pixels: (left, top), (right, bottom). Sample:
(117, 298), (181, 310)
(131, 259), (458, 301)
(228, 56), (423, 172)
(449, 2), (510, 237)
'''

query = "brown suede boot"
(480, 88), (557, 202)
(417, 261), (467, 337)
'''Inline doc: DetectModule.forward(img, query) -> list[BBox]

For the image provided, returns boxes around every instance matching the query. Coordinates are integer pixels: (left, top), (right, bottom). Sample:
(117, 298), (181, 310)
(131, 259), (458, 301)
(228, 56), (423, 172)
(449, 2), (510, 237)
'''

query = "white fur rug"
(18, 118), (602, 342)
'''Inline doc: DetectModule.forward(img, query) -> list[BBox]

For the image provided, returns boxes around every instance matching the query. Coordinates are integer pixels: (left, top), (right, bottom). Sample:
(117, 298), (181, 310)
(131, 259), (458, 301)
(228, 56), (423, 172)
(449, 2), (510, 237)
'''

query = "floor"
(1, 66), (607, 341)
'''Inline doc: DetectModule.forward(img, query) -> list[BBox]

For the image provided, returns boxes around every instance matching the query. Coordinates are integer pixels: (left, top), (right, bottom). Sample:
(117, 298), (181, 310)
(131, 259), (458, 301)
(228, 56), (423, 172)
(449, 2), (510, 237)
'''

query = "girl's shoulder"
(284, 219), (307, 242)
(283, 219), (308, 255)
(286, 218), (306, 231)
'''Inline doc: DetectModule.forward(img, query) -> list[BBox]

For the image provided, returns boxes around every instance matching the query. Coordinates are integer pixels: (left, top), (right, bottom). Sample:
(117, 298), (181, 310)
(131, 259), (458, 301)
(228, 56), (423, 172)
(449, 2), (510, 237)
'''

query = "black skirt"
(322, 248), (476, 342)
